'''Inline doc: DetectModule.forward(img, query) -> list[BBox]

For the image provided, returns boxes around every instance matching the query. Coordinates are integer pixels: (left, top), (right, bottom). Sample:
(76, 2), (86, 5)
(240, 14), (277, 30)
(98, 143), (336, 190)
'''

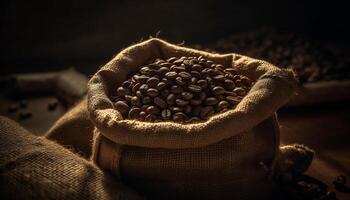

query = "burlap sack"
(46, 97), (94, 158)
(0, 116), (143, 200)
(88, 38), (298, 199)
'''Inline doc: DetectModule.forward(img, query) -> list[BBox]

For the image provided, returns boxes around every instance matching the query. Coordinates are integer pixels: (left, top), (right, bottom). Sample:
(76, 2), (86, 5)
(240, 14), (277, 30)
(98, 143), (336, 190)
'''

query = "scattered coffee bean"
(112, 56), (253, 123)
(48, 100), (58, 111)
(19, 111), (32, 120)
(8, 104), (18, 113)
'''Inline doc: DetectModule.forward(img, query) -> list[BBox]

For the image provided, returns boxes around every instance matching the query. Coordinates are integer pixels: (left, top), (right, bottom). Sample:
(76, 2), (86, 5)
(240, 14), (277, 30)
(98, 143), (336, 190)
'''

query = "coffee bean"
(197, 79), (208, 89)
(181, 92), (194, 100)
(179, 72), (191, 80)
(212, 86), (225, 95)
(146, 106), (160, 114)
(142, 96), (152, 104)
(132, 83), (141, 93)
(115, 101), (129, 114)
(131, 96), (141, 106)
(173, 112), (188, 123)
(188, 84), (202, 93)
(171, 85), (183, 94)
(156, 82), (167, 90)
(165, 71), (177, 79)
(154, 97), (167, 108)
(139, 84), (149, 93)
(224, 79), (235, 90)
(147, 77), (160, 87)
(226, 96), (241, 105)
(147, 88), (159, 97)
(19, 111), (32, 120)
(192, 64), (203, 71)
(183, 105), (192, 114)
(190, 99), (202, 106)
(160, 89), (170, 97)
(139, 111), (146, 121)
(145, 114), (157, 122)
(122, 80), (131, 88)
(233, 87), (246, 96)
(167, 57), (178, 63)
(170, 106), (183, 112)
(134, 75), (149, 83)
(175, 99), (189, 106)
(8, 104), (18, 113)
(117, 87), (128, 96)
(159, 67), (170, 74)
(200, 106), (215, 119)
(204, 97), (219, 106)
(166, 94), (176, 105)
(161, 109), (172, 120)
(128, 107), (141, 119)
(216, 100), (229, 111)
(175, 77), (185, 86)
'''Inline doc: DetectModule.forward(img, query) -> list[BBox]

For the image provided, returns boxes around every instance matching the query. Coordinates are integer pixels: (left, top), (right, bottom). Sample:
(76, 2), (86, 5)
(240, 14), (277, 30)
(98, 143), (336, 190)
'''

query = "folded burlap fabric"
(0, 116), (143, 200)
(87, 38), (299, 199)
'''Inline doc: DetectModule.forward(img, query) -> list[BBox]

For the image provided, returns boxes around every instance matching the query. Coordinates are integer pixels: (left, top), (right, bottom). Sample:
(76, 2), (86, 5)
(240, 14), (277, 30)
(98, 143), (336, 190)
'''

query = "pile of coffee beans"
(112, 56), (253, 123)
(193, 28), (350, 84)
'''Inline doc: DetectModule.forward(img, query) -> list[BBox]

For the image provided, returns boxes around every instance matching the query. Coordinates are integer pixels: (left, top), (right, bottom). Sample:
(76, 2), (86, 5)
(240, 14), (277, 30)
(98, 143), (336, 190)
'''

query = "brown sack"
(88, 38), (298, 199)
(0, 116), (143, 200)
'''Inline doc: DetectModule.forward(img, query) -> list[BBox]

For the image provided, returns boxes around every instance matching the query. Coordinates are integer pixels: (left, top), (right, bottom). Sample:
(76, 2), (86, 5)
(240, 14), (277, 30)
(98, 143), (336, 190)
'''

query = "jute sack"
(0, 116), (143, 200)
(88, 38), (298, 199)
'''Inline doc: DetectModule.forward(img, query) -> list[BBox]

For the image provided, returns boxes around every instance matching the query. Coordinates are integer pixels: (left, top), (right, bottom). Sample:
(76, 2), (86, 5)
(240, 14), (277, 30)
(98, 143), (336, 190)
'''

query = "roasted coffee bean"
(115, 101), (130, 114)
(212, 86), (225, 95)
(188, 84), (202, 93)
(175, 77), (185, 86)
(159, 67), (170, 74)
(145, 114), (157, 122)
(146, 106), (160, 114)
(165, 71), (177, 79)
(156, 82), (167, 90)
(173, 112), (188, 123)
(19, 111), (32, 120)
(234, 87), (246, 96)
(197, 79), (208, 89)
(48, 100), (58, 111)
(8, 104), (18, 113)
(175, 99), (189, 106)
(160, 89), (170, 97)
(224, 79), (235, 90)
(113, 56), (253, 123)
(154, 97), (167, 108)
(190, 99), (202, 106)
(204, 97), (219, 106)
(216, 100), (229, 111)
(167, 57), (178, 63)
(183, 105), (192, 114)
(226, 96), (241, 104)
(179, 72), (191, 80)
(181, 92), (193, 100)
(128, 107), (141, 119)
(171, 85), (183, 94)
(139, 84), (149, 93)
(147, 88), (159, 97)
(122, 80), (131, 88)
(117, 87), (128, 96)
(142, 96), (152, 104)
(166, 94), (176, 105)
(161, 109), (172, 120)
(200, 106), (215, 119)
(131, 96), (141, 106)
(147, 77), (160, 87)
(139, 111), (146, 121)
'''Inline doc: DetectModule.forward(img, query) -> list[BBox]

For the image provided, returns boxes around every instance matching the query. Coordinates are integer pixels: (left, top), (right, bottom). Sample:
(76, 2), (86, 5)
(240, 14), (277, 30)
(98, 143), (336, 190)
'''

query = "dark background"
(1, 0), (349, 75)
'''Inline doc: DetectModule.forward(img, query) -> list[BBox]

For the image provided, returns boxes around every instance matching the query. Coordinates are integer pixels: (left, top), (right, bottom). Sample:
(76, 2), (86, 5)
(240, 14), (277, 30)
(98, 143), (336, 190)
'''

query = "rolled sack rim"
(87, 38), (298, 149)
